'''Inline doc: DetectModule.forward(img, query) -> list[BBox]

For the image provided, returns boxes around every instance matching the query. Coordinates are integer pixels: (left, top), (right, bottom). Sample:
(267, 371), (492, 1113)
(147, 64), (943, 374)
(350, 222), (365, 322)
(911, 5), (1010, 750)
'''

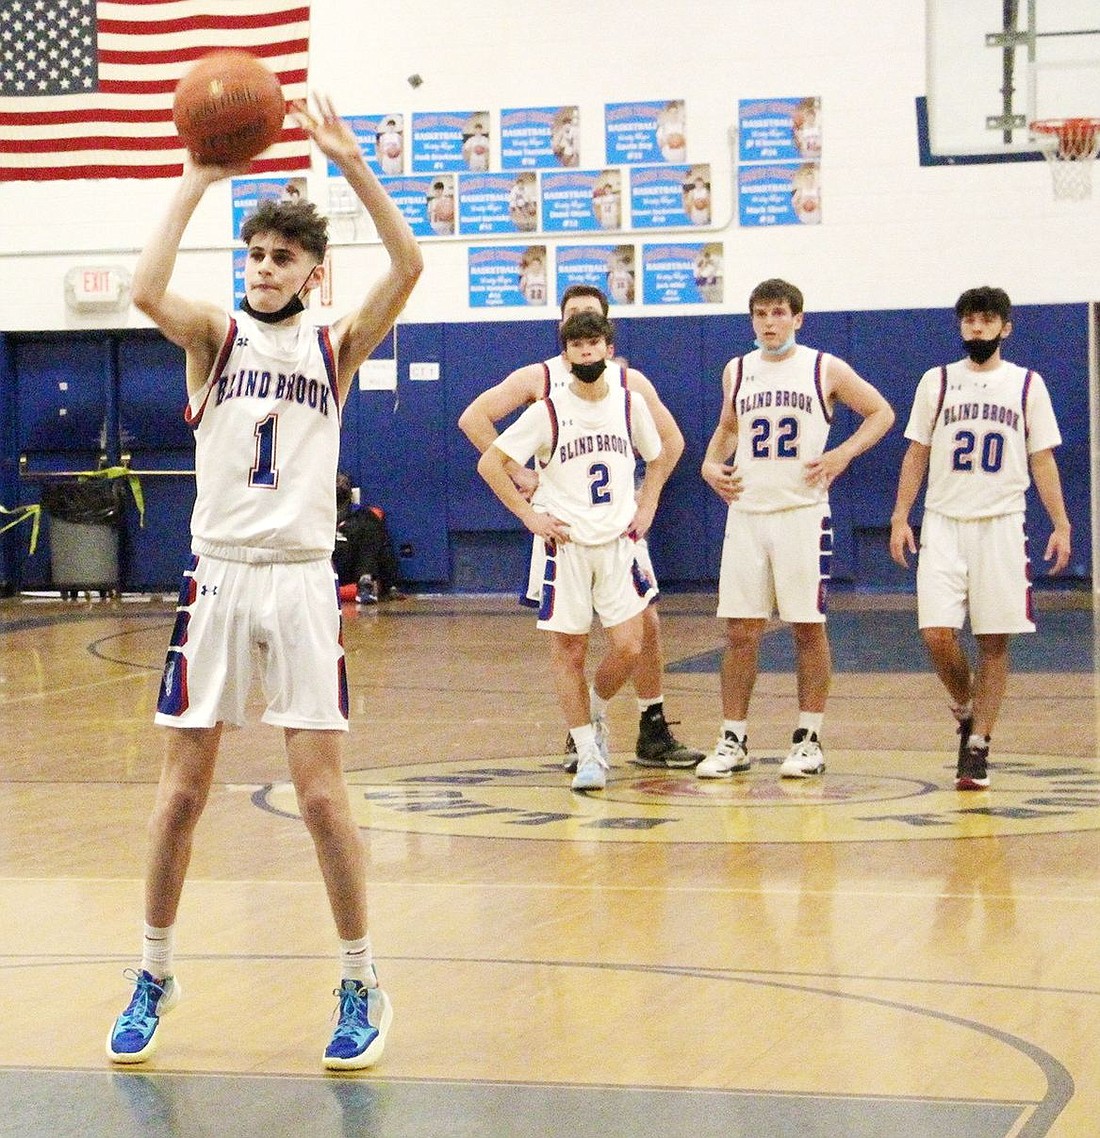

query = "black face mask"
(571, 360), (606, 383)
(241, 293), (306, 324)
(962, 336), (1001, 364)
(241, 265), (317, 325)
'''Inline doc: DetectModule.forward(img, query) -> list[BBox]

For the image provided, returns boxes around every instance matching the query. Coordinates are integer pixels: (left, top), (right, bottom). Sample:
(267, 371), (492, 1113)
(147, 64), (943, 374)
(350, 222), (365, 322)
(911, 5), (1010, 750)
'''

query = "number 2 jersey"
(904, 359), (1062, 519)
(727, 344), (833, 513)
(185, 310), (343, 562)
(494, 363), (661, 545)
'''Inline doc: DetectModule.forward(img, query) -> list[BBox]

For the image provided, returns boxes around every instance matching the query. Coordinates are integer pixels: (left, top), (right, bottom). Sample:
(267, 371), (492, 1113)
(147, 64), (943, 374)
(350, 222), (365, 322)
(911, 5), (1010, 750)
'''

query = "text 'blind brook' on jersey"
(729, 344), (833, 513)
(185, 310), (343, 561)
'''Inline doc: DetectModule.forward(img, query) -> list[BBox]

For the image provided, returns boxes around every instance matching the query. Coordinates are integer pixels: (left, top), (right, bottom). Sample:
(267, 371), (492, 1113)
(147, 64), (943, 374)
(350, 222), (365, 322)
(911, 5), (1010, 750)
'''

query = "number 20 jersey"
(904, 360), (1062, 519)
(185, 310), (342, 561)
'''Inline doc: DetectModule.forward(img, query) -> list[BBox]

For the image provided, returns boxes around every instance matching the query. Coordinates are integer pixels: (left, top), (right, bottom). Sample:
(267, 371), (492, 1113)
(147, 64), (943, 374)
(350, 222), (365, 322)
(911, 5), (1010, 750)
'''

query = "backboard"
(923, 0), (1100, 164)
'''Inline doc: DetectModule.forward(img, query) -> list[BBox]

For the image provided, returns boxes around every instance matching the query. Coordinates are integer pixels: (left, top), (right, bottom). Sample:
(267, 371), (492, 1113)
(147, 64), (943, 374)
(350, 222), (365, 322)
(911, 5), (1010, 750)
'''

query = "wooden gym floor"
(0, 588), (1096, 1137)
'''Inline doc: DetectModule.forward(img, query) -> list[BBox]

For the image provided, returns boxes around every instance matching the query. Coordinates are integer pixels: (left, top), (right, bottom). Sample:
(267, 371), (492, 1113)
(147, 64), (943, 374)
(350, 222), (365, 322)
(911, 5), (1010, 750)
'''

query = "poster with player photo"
(542, 169), (624, 233)
(556, 244), (636, 306)
(642, 242), (723, 304)
(468, 245), (549, 308)
(411, 109), (491, 172)
(501, 105), (580, 169)
(605, 99), (686, 164)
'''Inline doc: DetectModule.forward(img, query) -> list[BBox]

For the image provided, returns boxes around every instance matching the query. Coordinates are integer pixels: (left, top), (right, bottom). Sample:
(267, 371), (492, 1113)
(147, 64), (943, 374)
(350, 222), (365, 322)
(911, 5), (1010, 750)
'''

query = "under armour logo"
(200, 585), (218, 596)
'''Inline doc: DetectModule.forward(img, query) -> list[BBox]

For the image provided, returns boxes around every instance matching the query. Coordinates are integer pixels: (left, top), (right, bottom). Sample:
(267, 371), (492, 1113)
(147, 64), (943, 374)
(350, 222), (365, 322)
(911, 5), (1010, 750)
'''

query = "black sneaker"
(632, 709), (705, 768)
(955, 714), (974, 776)
(956, 741), (990, 790)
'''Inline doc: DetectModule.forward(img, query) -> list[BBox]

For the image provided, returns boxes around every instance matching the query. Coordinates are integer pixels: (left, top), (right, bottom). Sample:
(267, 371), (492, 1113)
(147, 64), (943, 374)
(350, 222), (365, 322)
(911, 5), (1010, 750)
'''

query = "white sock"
(141, 923), (175, 979)
(637, 696), (662, 714)
(589, 686), (610, 720)
(798, 712), (824, 739)
(570, 724), (596, 750)
(341, 935), (375, 985)
(722, 719), (748, 741)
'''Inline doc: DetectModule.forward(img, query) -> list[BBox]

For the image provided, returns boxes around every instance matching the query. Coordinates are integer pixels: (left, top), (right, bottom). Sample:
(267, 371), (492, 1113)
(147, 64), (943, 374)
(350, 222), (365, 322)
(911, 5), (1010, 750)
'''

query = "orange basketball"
(173, 51), (285, 166)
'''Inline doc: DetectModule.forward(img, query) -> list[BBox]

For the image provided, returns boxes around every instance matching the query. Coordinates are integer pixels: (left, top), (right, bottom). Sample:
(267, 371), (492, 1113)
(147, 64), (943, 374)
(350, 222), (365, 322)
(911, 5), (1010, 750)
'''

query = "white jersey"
(529, 354), (574, 512)
(495, 366), (661, 545)
(541, 353), (571, 396)
(186, 311), (343, 561)
(728, 344), (833, 512)
(905, 359), (1062, 519)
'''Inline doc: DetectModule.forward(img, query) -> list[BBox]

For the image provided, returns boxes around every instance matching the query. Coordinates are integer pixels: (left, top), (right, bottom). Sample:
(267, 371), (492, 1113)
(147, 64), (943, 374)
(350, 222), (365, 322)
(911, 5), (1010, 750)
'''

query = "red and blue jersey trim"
(317, 326), (341, 416)
(1021, 368), (1034, 441)
(185, 317), (238, 429)
(813, 350), (832, 424)
(540, 396), (558, 468)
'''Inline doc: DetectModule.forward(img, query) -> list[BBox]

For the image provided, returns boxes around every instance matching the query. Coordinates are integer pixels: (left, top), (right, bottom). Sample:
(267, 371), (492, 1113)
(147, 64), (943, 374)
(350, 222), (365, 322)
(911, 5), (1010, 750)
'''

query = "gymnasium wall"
(0, 2), (1094, 592)
(0, 302), (1090, 594)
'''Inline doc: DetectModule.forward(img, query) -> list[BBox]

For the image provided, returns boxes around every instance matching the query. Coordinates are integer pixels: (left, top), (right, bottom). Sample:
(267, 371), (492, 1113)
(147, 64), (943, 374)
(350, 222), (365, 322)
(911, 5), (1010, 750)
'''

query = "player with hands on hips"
(889, 286), (1071, 790)
(698, 278), (895, 781)
(477, 310), (674, 792)
(459, 284), (705, 770)
(106, 94), (422, 1071)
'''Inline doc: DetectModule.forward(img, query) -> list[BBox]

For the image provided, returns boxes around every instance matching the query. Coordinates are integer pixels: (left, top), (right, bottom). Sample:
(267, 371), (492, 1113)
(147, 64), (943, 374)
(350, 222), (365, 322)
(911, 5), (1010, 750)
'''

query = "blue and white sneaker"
(106, 969), (180, 1064)
(323, 976), (393, 1070)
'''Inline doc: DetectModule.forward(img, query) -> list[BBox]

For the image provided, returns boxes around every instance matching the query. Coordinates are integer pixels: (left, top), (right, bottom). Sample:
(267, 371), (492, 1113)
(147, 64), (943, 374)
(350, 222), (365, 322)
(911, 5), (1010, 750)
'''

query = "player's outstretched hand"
(289, 94), (359, 166)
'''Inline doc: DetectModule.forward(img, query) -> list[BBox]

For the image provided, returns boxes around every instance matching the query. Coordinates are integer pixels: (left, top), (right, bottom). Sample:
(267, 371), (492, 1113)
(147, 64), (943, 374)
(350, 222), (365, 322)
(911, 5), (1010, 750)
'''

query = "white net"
(1032, 119), (1100, 201)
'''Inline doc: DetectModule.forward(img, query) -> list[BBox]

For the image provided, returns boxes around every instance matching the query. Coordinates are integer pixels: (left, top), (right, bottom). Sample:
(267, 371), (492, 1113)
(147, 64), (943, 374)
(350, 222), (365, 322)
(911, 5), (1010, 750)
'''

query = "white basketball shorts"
(717, 503), (831, 624)
(155, 554), (349, 731)
(532, 536), (657, 634)
(916, 511), (1035, 635)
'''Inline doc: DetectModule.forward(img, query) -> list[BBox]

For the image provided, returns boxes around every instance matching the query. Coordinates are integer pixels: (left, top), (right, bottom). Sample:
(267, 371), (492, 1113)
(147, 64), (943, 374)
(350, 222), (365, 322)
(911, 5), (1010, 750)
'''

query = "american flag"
(0, 0), (310, 181)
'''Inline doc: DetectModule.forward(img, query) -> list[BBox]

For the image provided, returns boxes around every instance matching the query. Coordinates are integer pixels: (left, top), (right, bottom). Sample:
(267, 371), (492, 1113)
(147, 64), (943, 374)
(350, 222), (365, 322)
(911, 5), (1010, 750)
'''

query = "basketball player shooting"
(106, 95), (422, 1071)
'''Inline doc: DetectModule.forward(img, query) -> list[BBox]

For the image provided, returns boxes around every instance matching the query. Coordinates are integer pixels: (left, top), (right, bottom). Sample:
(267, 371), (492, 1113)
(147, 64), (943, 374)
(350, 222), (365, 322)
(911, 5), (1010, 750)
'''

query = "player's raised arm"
(132, 160), (238, 388)
(290, 95), (423, 397)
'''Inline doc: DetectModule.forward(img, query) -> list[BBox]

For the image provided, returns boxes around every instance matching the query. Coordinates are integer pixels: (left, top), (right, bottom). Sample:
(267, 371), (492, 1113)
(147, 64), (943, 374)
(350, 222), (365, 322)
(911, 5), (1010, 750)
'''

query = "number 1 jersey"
(185, 310), (342, 561)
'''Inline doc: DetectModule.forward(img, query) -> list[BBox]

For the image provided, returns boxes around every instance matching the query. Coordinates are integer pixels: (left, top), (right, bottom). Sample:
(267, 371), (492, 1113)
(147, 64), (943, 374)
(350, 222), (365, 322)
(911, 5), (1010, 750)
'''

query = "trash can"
(40, 479), (124, 596)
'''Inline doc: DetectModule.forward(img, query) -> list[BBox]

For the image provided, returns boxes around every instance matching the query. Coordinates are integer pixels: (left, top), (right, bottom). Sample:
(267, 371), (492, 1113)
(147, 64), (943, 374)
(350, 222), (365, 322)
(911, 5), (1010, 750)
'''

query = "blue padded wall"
(0, 305), (1092, 594)
(340, 325), (451, 585)
(0, 335), (15, 592)
(116, 331), (196, 591)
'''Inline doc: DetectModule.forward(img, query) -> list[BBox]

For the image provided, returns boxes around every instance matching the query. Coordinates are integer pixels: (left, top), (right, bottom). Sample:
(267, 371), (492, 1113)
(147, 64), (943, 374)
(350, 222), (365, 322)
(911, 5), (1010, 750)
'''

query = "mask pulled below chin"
(241, 295), (306, 325)
(755, 334), (796, 356)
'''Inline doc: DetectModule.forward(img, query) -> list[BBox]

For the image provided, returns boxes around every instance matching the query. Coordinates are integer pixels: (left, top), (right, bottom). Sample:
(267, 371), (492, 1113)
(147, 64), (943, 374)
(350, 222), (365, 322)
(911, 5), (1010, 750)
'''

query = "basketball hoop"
(1030, 117), (1100, 201)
